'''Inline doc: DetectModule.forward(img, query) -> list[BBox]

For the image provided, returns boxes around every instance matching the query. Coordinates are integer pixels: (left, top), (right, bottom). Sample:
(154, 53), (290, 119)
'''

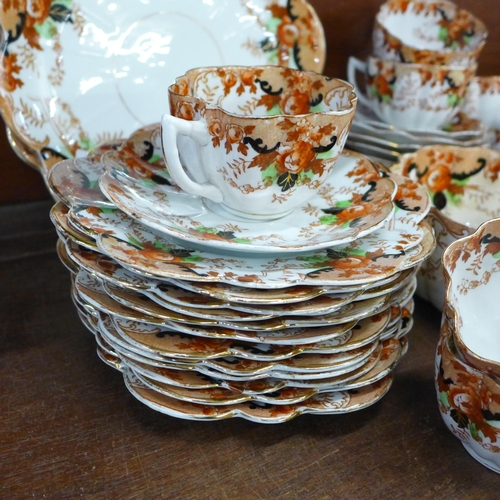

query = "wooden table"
(1, 199), (499, 499)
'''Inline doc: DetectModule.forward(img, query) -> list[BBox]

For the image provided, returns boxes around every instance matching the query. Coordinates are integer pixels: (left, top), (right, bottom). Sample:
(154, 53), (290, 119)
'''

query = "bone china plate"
(0, 0), (325, 171)
(123, 369), (393, 423)
(100, 149), (397, 253)
(68, 202), (433, 288)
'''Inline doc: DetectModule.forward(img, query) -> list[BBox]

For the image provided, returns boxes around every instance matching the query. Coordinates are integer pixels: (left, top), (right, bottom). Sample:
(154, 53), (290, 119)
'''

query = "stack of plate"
(346, 105), (492, 163)
(48, 123), (435, 423)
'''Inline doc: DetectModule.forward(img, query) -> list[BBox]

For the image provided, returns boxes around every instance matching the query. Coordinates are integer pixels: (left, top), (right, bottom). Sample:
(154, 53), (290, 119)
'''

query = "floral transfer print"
(398, 146), (500, 214)
(366, 59), (471, 109)
(124, 369), (392, 422)
(0, 1), (325, 172)
(0, 0), (101, 164)
(378, 0), (485, 50)
(169, 65), (355, 198)
(1, 0), (73, 91)
(240, 0), (325, 72)
(436, 329), (500, 455)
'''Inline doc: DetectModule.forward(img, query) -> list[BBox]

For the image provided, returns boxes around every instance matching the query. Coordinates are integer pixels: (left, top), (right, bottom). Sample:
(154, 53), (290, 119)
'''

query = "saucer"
(100, 150), (397, 253)
(74, 269), (391, 331)
(109, 310), (390, 362)
(66, 238), (420, 307)
(0, 0), (325, 171)
(122, 369), (393, 422)
(64, 239), (353, 305)
(69, 203), (433, 287)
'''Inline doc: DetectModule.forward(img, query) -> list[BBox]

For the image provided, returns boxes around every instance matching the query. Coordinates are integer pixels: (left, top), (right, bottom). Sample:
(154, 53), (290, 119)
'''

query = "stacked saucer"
(48, 124), (434, 422)
(347, 104), (491, 163)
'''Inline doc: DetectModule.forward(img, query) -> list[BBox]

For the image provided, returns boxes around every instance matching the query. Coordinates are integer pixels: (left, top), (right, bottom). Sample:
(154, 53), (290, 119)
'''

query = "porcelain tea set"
(346, 0), (496, 162)
(1, 0), (500, 471)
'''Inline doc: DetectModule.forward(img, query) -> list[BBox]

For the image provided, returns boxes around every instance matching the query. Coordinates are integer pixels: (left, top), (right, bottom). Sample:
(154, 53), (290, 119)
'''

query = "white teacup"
(161, 65), (357, 220)
(463, 76), (500, 146)
(373, 0), (487, 66)
(347, 56), (476, 131)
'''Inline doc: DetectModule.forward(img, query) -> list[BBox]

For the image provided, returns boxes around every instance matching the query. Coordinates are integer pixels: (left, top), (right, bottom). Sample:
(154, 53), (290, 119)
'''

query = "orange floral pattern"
(373, 0), (486, 65)
(1, 1), (74, 91)
(169, 66), (355, 195)
(437, 327), (500, 452)
(399, 146), (500, 212)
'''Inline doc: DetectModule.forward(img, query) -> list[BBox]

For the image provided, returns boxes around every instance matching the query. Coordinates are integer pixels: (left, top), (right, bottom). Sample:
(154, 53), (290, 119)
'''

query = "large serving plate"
(0, 0), (325, 171)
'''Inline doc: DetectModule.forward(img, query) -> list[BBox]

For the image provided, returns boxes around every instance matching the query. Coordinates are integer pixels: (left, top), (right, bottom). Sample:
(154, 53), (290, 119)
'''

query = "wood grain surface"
(0, 0), (499, 204)
(1, 200), (500, 499)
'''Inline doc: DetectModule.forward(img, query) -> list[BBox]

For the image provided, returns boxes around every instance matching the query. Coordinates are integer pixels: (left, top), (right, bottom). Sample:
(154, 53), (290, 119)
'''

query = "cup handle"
(161, 114), (224, 203)
(347, 57), (373, 110)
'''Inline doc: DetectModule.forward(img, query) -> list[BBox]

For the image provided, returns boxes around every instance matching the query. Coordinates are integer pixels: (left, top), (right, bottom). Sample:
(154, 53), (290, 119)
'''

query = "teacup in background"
(373, 0), (487, 66)
(391, 145), (500, 310)
(162, 65), (356, 220)
(348, 56), (476, 131)
(463, 76), (500, 147)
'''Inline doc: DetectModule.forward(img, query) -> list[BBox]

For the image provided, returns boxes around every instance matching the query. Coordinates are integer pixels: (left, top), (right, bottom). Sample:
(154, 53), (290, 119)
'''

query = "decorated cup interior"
(376, 0), (487, 53)
(442, 218), (500, 376)
(169, 66), (355, 117)
(395, 145), (500, 228)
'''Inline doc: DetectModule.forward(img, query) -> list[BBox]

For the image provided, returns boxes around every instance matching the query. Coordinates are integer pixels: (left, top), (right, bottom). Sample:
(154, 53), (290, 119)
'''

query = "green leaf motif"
(148, 154), (162, 164)
(445, 190), (462, 207)
(153, 241), (172, 252)
(439, 391), (450, 409)
(79, 136), (96, 151)
(469, 422), (479, 441)
(447, 93), (459, 108)
(262, 162), (278, 184)
(183, 255), (203, 263)
(128, 236), (143, 248)
(438, 26), (448, 42)
(266, 103), (282, 116)
(319, 214), (339, 226)
(195, 227), (219, 235)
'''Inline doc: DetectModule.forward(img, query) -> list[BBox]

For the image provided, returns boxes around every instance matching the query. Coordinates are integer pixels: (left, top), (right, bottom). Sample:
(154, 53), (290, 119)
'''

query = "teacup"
(161, 65), (357, 220)
(347, 56), (476, 131)
(436, 319), (500, 474)
(463, 76), (500, 146)
(373, 0), (487, 66)
(392, 145), (500, 310)
(442, 218), (500, 379)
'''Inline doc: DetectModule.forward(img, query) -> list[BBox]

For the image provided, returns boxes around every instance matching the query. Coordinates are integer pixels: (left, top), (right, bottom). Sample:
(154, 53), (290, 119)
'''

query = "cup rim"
(375, 0), (488, 55)
(167, 64), (357, 120)
(442, 218), (500, 376)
